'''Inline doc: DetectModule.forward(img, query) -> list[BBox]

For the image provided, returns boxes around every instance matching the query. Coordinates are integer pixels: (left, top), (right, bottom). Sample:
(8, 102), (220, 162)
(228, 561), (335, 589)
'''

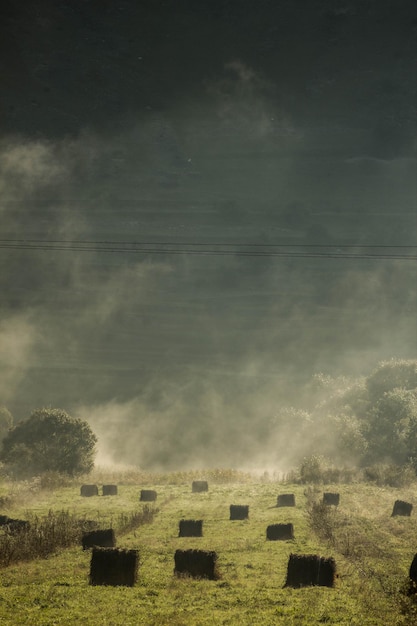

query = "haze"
(1, 0), (416, 470)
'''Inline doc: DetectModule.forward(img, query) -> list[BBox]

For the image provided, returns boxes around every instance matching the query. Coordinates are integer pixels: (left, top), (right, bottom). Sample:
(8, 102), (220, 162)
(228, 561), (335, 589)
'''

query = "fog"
(0, 0), (416, 470)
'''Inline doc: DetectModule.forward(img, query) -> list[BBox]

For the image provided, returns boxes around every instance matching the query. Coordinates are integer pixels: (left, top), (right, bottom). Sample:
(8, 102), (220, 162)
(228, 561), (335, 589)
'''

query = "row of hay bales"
(279, 492), (414, 517)
(318, 493), (413, 517)
(79, 481), (209, 498)
(80, 484), (118, 497)
(80, 480), (209, 498)
(178, 517), (295, 540)
(79, 484), (331, 508)
(80, 515), (295, 543)
(198, 486), (413, 517)
(86, 546), (337, 588)
(80, 484), (158, 501)
(79, 485), (336, 507)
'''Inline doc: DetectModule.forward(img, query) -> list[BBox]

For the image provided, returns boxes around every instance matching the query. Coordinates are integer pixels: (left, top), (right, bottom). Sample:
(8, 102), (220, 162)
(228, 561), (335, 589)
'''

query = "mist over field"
(0, 0), (416, 470)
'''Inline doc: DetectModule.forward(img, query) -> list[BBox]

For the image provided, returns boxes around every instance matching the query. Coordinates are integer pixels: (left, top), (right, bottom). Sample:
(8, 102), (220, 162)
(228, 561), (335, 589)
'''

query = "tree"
(277, 359), (417, 470)
(364, 387), (417, 465)
(366, 359), (417, 403)
(332, 359), (417, 467)
(0, 408), (97, 478)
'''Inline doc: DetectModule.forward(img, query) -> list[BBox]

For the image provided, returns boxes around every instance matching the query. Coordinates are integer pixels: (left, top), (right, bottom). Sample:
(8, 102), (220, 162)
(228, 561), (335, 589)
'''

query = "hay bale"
(284, 553), (336, 588)
(229, 505), (249, 520)
(266, 523), (294, 541)
(82, 529), (116, 550)
(4, 518), (30, 533)
(80, 484), (99, 497)
(407, 554), (417, 595)
(89, 547), (139, 586)
(192, 480), (208, 493)
(277, 493), (295, 507)
(102, 484), (118, 496)
(174, 549), (219, 580)
(410, 554), (417, 583)
(178, 519), (203, 537)
(392, 499), (413, 517)
(140, 489), (157, 502)
(323, 492), (340, 506)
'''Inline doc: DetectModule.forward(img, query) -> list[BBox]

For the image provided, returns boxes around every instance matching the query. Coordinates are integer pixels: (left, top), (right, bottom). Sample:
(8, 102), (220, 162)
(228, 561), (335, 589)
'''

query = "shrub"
(299, 455), (328, 483)
(363, 463), (416, 487)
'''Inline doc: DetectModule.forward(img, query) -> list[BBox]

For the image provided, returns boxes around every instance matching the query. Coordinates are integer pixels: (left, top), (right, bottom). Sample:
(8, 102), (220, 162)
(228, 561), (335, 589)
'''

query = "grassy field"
(0, 470), (417, 625)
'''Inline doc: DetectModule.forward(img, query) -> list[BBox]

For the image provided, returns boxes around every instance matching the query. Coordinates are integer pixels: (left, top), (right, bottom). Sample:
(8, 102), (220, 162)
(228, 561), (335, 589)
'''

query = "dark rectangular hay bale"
(267, 523), (294, 541)
(102, 484), (118, 496)
(140, 489), (157, 502)
(392, 499), (413, 517)
(230, 505), (249, 520)
(80, 484), (99, 497)
(277, 493), (295, 507)
(4, 518), (30, 533)
(284, 553), (336, 588)
(89, 547), (139, 586)
(192, 480), (208, 493)
(174, 549), (218, 580)
(323, 492), (340, 506)
(410, 553), (417, 583)
(179, 519), (203, 537)
(82, 529), (116, 550)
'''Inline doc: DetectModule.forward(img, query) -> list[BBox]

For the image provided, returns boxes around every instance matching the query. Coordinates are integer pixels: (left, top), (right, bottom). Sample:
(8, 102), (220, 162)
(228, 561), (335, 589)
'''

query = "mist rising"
(1, 0), (416, 470)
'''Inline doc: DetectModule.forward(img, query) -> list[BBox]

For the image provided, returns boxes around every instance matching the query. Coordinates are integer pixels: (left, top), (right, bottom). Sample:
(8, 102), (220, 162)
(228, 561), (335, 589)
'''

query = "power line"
(1, 245), (396, 259)
(0, 240), (415, 260)
(0, 238), (416, 249)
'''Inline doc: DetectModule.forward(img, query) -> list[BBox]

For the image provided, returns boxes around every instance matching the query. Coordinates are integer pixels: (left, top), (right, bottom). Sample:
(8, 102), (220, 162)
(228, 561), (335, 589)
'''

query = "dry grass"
(0, 505), (158, 568)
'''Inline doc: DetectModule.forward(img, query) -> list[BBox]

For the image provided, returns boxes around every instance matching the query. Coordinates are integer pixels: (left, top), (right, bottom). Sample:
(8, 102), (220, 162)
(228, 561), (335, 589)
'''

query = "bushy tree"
(278, 359), (417, 472)
(0, 408), (97, 478)
(364, 387), (417, 465)
(325, 359), (417, 467)
(366, 359), (417, 403)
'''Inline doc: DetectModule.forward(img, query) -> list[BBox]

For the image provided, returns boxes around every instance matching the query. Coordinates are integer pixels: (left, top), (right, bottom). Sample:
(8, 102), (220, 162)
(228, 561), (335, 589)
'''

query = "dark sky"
(1, 0), (416, 152)
(0, 0), (416, 469)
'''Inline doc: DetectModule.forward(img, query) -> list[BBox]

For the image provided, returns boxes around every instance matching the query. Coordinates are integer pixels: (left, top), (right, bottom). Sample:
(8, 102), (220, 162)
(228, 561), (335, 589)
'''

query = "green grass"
(0, 474), (416, 624)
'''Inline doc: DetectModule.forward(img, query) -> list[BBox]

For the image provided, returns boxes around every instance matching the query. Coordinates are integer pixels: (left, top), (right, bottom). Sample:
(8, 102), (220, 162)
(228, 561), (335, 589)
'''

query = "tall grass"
(0, 510), (84, 567)
(0, 505), (158, 568)
(115, 504), (157, 534)
(304, 485), (417, 625)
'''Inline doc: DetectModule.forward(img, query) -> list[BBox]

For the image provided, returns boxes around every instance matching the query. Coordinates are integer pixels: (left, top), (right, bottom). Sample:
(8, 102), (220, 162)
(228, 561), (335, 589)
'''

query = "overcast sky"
(1, 0), (416, 468)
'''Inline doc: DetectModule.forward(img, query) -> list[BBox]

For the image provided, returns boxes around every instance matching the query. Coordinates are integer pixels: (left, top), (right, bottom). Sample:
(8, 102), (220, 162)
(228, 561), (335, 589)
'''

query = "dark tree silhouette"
(0, 408), (97, 477)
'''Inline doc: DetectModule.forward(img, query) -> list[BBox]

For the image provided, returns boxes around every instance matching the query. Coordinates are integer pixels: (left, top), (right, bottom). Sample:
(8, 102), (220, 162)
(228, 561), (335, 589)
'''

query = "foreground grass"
(0, 476), (416, 624)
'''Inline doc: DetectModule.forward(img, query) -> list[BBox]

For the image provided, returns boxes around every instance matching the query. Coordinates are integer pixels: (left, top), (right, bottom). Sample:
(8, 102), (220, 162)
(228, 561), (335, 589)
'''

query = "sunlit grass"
(0, 472), (416, 624)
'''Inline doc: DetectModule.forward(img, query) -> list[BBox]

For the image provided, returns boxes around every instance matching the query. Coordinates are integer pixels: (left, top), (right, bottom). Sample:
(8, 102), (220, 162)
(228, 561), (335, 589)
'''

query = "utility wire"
(0, 238), (415, 249)
(0, 240), (415, 260)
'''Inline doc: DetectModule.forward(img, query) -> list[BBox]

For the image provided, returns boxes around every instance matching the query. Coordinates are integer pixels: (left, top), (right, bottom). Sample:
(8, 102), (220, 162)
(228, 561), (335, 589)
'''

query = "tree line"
(276, 358), (417, 471)
(0, 359), (416, 479)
